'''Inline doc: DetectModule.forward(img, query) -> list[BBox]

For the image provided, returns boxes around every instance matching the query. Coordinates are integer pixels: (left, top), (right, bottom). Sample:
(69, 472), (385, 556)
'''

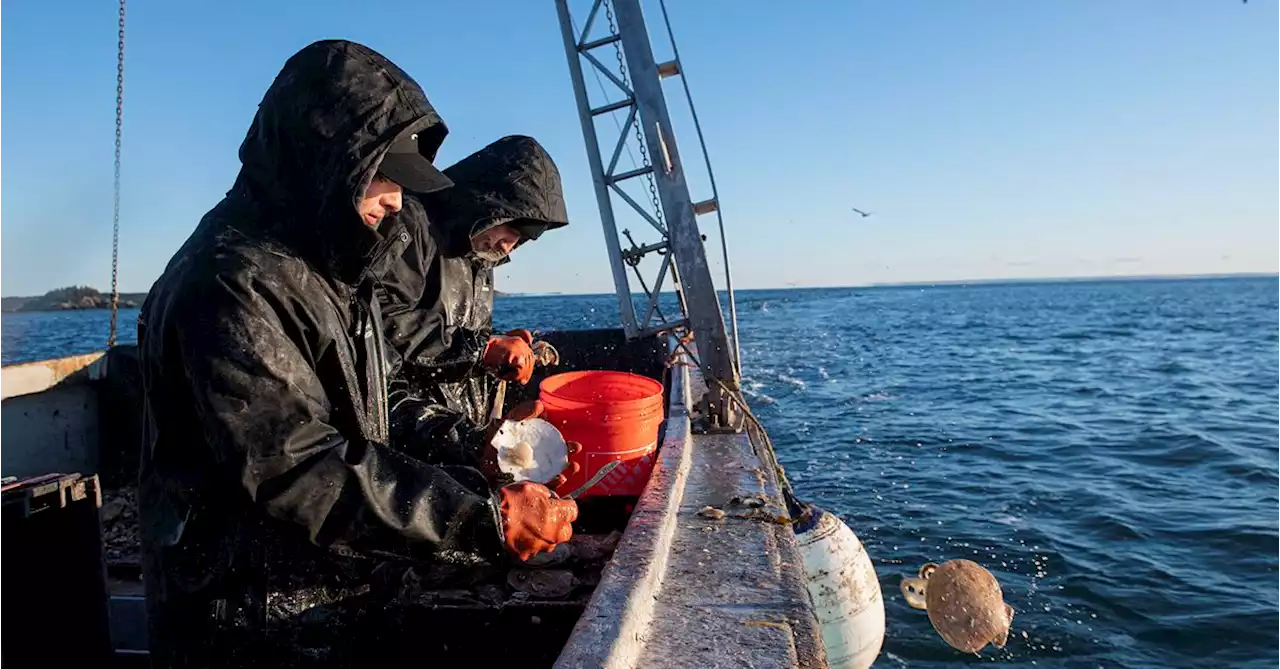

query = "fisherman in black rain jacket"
(136, 41), (578, 667)
(376, 136), (572, 476)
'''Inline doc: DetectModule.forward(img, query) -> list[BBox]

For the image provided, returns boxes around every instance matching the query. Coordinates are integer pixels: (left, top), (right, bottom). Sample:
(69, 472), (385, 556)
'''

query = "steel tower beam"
(555, 0), (639, 336)
(609, 0), (739, 425)
(554, 0), (740, 426)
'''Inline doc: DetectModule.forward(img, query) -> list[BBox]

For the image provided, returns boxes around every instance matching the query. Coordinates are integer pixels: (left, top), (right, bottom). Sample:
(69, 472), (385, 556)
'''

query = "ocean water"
(3, 276), (1277, 667)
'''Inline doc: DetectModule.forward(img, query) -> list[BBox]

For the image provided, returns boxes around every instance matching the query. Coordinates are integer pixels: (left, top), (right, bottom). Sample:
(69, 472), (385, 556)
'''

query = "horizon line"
(499, 270), (1278, 298)
(3, 270), (1275, 300)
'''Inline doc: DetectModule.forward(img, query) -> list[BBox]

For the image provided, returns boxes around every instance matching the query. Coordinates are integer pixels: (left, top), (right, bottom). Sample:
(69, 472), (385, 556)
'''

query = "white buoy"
(794, 504), (885, 669)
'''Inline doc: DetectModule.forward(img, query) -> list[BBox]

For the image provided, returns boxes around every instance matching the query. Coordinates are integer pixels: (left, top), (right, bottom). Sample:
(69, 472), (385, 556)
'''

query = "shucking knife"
(561, 460), (621, 499)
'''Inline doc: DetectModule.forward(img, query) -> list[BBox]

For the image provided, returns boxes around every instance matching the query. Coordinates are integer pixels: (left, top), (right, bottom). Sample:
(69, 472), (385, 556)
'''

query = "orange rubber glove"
(547, 441), (583, 490)
(483, 329), (535, 384)
(482, 400), (582, 487)
(498, 481), (579, 561)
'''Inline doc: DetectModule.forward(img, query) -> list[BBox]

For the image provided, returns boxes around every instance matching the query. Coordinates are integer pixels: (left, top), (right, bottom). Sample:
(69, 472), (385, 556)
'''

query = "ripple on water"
(750, 278), (1277, 668)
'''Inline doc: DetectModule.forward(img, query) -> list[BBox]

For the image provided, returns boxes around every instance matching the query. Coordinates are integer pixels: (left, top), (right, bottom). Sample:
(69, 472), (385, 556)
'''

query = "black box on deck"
(2, 472), (113, 665)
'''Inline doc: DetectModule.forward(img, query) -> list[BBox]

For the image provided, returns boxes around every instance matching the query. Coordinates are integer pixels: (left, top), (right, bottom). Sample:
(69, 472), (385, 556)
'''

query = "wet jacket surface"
(379, 136), (569, 467)
(136, 40), (503, 667)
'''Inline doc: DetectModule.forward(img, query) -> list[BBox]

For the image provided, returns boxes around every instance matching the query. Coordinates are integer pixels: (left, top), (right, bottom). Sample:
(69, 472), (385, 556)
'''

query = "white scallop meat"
(492, 417), (570, 485)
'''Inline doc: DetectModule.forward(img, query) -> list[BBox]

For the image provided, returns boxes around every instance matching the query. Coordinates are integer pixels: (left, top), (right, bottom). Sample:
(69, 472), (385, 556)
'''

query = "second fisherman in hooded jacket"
(376, 136), (571, 475)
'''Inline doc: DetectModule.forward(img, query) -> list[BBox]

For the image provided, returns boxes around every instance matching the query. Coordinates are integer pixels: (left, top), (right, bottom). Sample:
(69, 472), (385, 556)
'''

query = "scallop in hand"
(492, 417), (570, 485)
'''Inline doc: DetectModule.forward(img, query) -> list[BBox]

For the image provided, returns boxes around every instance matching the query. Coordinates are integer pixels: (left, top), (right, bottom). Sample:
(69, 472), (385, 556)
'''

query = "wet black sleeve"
(176, 275), (503, 558)
(377, 221), (490, 384)
(386, 376), (491, 469)
(403, 327), (490, 385)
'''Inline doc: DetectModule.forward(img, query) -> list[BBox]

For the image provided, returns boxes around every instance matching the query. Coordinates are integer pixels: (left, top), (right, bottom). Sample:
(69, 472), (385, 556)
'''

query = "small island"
(1, 286), (147, 313)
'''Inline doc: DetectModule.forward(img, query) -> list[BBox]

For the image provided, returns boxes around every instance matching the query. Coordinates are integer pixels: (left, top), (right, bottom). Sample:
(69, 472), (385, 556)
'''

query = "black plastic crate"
(2, 472), (113, 665)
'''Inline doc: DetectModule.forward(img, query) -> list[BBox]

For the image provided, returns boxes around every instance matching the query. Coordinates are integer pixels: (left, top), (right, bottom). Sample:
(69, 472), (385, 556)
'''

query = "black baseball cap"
(511, 221), (553, 241)
(377, 125), (453, 194)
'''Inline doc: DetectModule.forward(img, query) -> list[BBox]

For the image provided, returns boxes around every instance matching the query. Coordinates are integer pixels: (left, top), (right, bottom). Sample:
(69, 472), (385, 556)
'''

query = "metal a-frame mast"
(554, 0), (742, 428)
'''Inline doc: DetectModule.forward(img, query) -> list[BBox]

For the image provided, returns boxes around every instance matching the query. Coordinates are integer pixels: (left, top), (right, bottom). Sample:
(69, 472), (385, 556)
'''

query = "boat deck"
(554, 351), (824, 669)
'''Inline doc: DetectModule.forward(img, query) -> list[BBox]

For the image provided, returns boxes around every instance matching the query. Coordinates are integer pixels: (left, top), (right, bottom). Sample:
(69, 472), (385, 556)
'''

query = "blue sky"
(2, 0), (1276, 297)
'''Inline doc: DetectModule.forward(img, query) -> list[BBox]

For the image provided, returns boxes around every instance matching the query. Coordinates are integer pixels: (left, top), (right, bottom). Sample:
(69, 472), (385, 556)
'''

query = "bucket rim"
(539, 370), (664, 409)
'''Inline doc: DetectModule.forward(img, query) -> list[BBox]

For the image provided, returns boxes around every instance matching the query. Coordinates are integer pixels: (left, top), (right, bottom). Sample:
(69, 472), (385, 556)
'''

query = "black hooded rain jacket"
(136, 40), (503, 667)
(378, 136), (569, 468)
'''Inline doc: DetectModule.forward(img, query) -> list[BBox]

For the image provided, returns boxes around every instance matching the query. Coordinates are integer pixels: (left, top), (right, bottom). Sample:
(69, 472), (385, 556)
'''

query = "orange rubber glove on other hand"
(548, 441), (583, 490)
(482, 400), (583, 488)
(483, 328), (535, 384)
(497, 481), (579, 561)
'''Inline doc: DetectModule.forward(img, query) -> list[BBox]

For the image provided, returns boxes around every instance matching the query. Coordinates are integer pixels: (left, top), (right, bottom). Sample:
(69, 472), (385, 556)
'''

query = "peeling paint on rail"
(554, 338), (824, 669)
(1, 352), (107, 400)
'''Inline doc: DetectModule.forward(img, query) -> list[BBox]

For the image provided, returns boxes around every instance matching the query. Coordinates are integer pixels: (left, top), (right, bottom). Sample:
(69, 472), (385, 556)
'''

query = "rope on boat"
(671, 336), (808, 518)
(106, 0), (126, 348)
(735, 389), (810, 519)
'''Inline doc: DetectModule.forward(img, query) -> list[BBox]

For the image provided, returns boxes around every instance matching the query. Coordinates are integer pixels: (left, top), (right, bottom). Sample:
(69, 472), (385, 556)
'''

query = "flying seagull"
(851, 207), (873, 218)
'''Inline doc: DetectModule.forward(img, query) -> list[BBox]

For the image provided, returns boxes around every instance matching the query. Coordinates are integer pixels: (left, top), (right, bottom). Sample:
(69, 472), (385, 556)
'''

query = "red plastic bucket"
(539, 371), (665, 498)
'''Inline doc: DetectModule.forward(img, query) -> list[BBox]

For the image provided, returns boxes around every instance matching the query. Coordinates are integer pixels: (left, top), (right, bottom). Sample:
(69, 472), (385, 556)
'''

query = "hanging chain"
(605, 0), (665, 230)
(107, 0), (126, 348)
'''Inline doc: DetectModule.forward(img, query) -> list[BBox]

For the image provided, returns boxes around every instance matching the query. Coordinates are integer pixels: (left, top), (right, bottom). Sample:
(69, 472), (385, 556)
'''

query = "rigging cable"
(670, 335), (805, 516)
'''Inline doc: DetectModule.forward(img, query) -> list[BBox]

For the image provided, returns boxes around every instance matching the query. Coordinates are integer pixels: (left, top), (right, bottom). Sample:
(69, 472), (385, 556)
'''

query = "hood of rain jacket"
(379, 135), (568, 379)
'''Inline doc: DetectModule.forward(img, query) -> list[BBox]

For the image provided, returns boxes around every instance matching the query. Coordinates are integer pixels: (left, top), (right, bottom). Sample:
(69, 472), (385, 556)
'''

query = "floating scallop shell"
(899, 559), (1014, 655)
(492, 417), (569, 485)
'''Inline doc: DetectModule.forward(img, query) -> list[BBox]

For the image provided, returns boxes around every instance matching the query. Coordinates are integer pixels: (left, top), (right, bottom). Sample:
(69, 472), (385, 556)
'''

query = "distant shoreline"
(1, 289), (149, 314)
(2, 304), (141, 314)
